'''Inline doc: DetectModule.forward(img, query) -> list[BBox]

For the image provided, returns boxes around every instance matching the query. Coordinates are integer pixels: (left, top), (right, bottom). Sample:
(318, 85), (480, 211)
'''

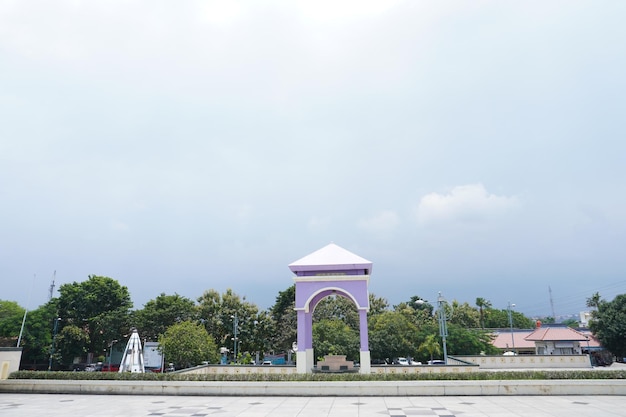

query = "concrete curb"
(1, 379), (626, 396)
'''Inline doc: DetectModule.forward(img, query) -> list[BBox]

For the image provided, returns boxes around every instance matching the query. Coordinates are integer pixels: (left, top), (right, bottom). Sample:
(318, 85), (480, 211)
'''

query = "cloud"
(415, 184), (519, 226)
(357, 210), (400, 237)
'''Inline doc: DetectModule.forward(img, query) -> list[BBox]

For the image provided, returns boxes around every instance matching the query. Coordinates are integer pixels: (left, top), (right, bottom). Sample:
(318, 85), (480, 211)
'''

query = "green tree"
(54, 324), (89, 369)
(446, 324), (499, 356)
(311, 294), (368, 362)
(17, 302), (57, 369)
(589, 294), (626, 359)
(0, 300), (25, 342)
(312, 318), (359, 360)
(414, 321), (498, 362)
(368, 311), (419, 362)
(392, 302), (433, 331)
(586, 292), (602, 309)
(367, 293), (389, 318)
(268, 285), (297, 354)
(55, 275), (133, 367)
(196, 288), (260, 358)
(475, 297), (492, 328)
(134, 293), (198, 341)
(158, 321), (219, 369)
(407, 295), (434, 316)
(393, 302), (415, 320)
(245, 310), (273, 358)
(449, 301), (480, 328)
(483, 308), (533, 329)
(195, 289), (223, 341)
(313, 295), (359, 331)
(0, 300), (56, 368)
(561, 318), (579, 328)
(417, 334), (441, 362)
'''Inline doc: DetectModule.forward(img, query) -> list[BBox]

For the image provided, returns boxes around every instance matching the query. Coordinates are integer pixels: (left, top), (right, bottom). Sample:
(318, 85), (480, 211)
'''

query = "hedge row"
(10, 369), (626, 381)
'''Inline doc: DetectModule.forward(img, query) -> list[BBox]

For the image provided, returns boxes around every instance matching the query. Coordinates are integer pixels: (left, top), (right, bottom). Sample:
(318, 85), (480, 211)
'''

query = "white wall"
(454, 355), (592, 369)
(0, 348), (23, 379)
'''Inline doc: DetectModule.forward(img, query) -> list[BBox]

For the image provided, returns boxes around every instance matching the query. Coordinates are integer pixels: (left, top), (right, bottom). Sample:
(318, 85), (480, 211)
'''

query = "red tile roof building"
(491, 325), (603, 356)
(525, 325), (590, 355)
(491, 330), (535, 354)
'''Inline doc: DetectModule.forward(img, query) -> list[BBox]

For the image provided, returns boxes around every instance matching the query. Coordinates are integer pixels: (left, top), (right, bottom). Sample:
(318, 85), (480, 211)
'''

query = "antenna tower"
(48, 270), (56, 300)
(549, 286), (557, 322)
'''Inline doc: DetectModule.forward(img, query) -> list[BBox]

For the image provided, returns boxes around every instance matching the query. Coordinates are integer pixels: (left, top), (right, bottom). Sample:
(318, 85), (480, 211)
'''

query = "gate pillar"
(289, 243), (372, 374)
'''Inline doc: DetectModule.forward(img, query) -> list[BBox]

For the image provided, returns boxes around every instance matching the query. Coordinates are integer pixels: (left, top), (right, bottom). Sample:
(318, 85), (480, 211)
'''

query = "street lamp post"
(107, 339), (118, 371)
(507, 301), (516, 353)
(436, 292), (451, 365)
(47, 317), (61, 371)
(416, 292), (452, 365)
(231, 313), (239, 363)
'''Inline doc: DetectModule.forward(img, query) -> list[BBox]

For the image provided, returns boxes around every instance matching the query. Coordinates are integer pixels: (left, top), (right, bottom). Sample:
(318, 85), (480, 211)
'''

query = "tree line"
(1, 275), (623, 369)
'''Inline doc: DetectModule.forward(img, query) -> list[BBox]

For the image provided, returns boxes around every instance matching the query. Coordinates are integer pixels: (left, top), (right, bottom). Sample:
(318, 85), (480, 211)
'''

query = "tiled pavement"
(1, 394), (625, 417)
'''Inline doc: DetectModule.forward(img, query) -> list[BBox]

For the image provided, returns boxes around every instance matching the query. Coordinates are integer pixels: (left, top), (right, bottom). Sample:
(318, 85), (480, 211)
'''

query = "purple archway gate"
(289, 243), (372, 374)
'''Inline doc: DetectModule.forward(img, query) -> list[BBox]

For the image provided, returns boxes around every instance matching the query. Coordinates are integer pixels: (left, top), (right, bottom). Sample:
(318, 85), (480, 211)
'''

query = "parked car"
(101, 364), (120, 372)
(85, 362), (103, 372)
(262, 360), (273, 365)
(395, 357), (422, 365)
(428, 360), (445, 365)
(396, 357), (410, 365)
(71, 363), (87, 372)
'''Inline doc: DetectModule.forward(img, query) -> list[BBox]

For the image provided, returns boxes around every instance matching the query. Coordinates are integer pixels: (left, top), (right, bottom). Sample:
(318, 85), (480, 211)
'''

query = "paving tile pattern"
(1, 394), (625, 417)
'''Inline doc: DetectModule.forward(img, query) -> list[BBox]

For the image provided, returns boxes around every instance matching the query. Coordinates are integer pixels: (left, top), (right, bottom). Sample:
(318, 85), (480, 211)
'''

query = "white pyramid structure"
(118, 328), (145, 373)
(288, 242), (372, 273)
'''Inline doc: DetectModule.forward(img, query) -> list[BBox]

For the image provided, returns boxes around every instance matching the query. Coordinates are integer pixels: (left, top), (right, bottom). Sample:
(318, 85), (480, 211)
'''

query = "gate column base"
(297, 350), (314, 374)
(359, 351), (371, 374)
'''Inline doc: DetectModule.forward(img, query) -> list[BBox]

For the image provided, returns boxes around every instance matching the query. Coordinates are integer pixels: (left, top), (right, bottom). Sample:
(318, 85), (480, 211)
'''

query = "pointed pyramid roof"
(118, 328), (145, 373)
(289, 243), (372, 273)
(525, 324), (590, 342)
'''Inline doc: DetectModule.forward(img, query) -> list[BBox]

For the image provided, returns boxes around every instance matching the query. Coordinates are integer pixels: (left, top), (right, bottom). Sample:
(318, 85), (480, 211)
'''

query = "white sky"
(2, 1), (625, 318)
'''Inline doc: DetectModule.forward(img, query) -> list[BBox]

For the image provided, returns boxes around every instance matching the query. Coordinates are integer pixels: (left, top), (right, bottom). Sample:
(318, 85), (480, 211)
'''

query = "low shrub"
(9, 369), (626, 381)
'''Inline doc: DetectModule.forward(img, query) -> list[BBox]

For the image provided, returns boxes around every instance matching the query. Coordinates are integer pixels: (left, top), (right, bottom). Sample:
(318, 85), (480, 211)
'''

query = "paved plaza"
(1, 394), (625, 417)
